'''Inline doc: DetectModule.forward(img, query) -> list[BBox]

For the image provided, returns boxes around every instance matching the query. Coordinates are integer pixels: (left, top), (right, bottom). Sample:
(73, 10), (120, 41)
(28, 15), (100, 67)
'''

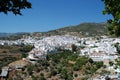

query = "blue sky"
(0, 0), (111, 33)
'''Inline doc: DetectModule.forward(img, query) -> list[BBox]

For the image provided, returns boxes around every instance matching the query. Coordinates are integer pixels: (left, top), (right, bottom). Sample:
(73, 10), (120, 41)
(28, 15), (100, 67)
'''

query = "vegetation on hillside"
(12, 50), (104, 80)
(0, 44), (34, 70)
(45, 23), (108, 37)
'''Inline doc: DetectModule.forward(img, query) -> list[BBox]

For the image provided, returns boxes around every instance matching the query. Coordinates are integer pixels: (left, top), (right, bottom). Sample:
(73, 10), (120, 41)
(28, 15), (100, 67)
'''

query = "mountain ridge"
(45, 22), (108, 37)
(0, 22), (108, 38)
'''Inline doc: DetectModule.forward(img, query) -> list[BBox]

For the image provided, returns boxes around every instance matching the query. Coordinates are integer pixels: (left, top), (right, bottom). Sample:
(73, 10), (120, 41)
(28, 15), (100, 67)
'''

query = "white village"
(0, 35), (120, 80)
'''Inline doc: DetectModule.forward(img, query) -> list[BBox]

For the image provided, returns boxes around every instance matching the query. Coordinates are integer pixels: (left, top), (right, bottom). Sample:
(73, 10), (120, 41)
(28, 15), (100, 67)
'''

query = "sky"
(0, 0), (112, 33)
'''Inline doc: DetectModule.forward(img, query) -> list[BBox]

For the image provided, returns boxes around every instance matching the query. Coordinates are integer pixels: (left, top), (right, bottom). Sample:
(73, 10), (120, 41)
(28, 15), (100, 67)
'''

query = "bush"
(39, 76), (46, 80)
(19, 45), (34, 53)
(60, 68), (68, 79)
(51, 69), (57, 76)
(73, 65), (80, 71)
(109, 61), (114, 66)
(95, 61), (103, 69)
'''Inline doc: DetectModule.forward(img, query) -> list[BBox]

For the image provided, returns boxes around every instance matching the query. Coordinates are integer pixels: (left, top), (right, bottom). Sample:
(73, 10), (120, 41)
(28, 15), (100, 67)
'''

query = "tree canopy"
(102, 0), (120, 37)
(0, 0), (31, 15)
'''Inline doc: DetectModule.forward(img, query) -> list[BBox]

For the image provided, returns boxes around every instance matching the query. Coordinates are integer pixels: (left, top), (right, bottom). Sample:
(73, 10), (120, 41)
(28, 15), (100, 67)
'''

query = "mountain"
(0, 33), (14, 37)
(0, 32), (29, 40)
(44, 22), (108, 37)
(0, 23), (108, 39)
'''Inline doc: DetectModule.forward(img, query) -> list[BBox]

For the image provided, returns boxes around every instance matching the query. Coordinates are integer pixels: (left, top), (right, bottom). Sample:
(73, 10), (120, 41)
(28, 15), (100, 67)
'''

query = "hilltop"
(45, 22), (108, 37)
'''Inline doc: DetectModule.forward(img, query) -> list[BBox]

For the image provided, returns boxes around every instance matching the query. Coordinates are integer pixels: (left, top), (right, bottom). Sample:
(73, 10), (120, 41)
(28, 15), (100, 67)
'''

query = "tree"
(114, 43), (120, 54)
(102, 0), (120, 36)
(88, 58), (94, 64)
(95, 61), (103, 69)
(60, 68), (68, 79)
(51, 69), (57, 76)
(71, 44), (77, 52)
(39, 76), (46, 80)
(19, 45), (34, 53)
(109, 61), (114, 66)
(0, 0), (32, 15)
(105, 76), (110, 80)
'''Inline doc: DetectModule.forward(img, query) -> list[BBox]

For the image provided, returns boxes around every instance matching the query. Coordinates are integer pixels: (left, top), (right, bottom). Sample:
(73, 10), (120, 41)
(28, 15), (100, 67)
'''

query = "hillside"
(0, 23), (108, 39)
(0, 32), (30, 40)
(45, 23), (108, 37)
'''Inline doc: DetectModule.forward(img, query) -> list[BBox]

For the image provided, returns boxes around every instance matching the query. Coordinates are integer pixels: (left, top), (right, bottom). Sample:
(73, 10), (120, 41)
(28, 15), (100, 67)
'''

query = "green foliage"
(114, 43), (120, 54)
(14, 50), (103, 80)
(73, 56), (89, 71)
(67, 53), (78, 61)
(102, 0), (120, 21)
(109, 61), (114, 66)
(0, 57), (17, 69)
(102, 0), (120, 36)
(76, 56), (88, 65)
(19, 45), (34, 53)
(100, 70), (110, 75)
(60, 68), (68, 79)
(82, 77), (88, 80)
(0, 0), (32, 15)
(60, 68), (73, 80)
(0, 45), (12, 49)
(116, 59), (120, 66)
(73, 65), (80, 71)
(88, 58), (94, 64)
(27, 65), (34, 75)
(50, 69), (57, 76)
(95, 61), (103, 69)
(21, 53), (28, 58)
(39, 76), (46, 80)
(114, 42), (119, 48)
